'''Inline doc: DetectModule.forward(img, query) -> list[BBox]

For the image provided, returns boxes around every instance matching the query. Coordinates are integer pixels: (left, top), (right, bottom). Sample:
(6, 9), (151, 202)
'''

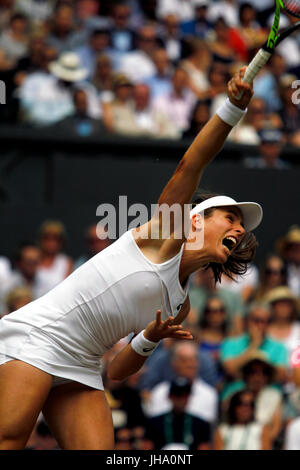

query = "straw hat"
(276, 225), (300, 256)
(5, 286), (33, 310)
(38, 220), (67, 244)
(112, 73), (133, 89)
(49, 52), (88, 82)
(264, 286), (299, 312)
(279, 74), (297, 89)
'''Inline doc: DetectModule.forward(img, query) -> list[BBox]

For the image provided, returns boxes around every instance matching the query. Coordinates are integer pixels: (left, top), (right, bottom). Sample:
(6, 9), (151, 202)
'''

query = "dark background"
(0, 127), (299, 264)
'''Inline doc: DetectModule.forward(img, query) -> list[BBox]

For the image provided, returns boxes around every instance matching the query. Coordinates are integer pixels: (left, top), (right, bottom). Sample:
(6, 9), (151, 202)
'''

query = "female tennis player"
(0, 67), (262, 450)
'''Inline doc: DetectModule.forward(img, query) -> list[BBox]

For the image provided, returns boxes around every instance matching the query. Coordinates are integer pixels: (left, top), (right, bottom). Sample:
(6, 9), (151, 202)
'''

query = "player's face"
(201, 206), (246, 264)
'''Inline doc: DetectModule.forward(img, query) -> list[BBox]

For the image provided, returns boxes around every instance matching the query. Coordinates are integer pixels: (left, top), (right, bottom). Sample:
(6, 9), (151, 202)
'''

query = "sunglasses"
(205, 307), (225, 313)
(22, 258), (40, 265)
(248, 368), (269, 376)
(251, 108), (265, 114)
(42, 233), (63, 241)
(265, 268), (285, 275)
(115, 14), (129, 20)
(139, 36), (156, 42)
(237, 400), (255, 408)
(250, 317), (271, 325)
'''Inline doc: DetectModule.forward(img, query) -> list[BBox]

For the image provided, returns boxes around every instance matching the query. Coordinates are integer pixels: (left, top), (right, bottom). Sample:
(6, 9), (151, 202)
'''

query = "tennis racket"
(236, 0), (300, 98)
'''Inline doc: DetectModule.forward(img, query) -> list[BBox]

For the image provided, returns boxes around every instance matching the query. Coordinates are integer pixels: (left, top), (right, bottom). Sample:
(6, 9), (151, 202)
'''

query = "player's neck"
(179, 245), (211, 281)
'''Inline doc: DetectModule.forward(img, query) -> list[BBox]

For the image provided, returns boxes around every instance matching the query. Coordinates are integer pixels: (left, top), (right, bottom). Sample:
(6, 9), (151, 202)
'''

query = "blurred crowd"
(1, 218), (300, 450)
(0, 0), (300, 168)
(1, 0), (300, 452)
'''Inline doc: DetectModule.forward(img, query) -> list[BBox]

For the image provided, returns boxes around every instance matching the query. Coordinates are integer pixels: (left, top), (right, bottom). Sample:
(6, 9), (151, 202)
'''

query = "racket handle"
(235, 49), (272, 100)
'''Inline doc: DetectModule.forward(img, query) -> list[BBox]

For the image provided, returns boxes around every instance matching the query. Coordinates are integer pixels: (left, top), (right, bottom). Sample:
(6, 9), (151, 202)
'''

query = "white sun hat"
(190, 195), (263, 232)
(49, 52), (88, 82)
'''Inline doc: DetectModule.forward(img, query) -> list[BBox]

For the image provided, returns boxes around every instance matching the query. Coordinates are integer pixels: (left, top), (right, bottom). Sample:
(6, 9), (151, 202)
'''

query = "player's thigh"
(42, 381), (115, 450)
(0, 360), (53, 449)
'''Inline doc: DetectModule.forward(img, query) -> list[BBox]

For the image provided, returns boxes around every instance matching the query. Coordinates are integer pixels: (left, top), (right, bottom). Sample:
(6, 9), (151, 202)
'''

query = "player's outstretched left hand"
(144, 310), (193, 343)
(228, 66), (254, 110)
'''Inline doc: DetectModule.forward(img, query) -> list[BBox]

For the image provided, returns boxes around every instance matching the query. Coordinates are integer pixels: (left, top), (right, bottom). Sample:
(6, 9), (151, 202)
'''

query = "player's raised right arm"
(132, 68), (254, 261)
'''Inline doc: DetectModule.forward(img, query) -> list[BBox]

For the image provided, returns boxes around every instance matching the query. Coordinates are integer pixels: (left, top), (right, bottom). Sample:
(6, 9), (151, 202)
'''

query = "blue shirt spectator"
(75, 28), (118, 79)
(137, 340), (219, 391)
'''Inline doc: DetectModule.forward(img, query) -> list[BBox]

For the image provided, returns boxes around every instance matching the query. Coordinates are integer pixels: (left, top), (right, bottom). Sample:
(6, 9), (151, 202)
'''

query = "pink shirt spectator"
(152, 89), (196, 133)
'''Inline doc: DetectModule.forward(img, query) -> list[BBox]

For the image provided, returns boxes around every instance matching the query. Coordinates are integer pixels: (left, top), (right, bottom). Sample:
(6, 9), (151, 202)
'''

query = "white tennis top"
(0, 229), (188, 390)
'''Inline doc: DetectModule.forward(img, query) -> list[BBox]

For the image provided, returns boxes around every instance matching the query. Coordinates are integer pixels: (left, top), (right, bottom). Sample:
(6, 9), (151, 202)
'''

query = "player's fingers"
(168, 324), (183, 331)
(239, 80), (252, 92)
(239, 66), (247, 79)
(172, 331), (190, 336)
(235, 81), (253, 100)
(163, 316), (174, 326)
(230, 80), (239, 96)
(156, 310), (162, 325)
(171, 331), (194, 339)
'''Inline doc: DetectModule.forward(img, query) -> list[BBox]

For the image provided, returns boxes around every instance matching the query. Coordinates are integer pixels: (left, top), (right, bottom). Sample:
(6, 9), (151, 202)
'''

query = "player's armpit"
(171, 296), (191, 325)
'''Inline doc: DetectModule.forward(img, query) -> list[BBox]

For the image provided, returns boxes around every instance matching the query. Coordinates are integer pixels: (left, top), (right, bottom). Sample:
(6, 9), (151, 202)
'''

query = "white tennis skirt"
(0, 321), (104, 391)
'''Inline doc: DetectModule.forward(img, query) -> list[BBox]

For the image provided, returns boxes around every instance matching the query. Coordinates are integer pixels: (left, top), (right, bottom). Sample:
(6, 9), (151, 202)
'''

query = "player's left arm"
(106, 310), (193, 381)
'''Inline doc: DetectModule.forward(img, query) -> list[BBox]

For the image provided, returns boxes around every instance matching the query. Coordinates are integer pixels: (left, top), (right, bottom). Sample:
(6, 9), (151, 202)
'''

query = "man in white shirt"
(118, 25), (157, 83)
(144, 341), (218, 423)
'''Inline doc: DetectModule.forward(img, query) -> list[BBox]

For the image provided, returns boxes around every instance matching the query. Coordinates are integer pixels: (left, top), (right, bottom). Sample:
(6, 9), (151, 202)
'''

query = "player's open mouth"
(222, 236), (237, 254)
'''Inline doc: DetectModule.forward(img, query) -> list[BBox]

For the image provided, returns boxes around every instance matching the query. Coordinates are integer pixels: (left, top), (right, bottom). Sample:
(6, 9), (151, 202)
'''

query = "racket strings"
(283, 0), (300, 18)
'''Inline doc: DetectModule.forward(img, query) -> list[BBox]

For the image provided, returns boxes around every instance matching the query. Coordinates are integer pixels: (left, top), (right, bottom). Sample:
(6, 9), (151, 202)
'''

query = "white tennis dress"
(0, 229), (188, 390)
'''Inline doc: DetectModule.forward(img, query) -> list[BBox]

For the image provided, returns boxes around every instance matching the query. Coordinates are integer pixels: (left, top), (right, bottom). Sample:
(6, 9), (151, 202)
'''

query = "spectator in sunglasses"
(118, 25), (158, 83)
(197, 296), (229, 385)
(198, 297), (228, 360)
(254, 254), (287, 302)
(220, 303), (288, 391)
(188, 267), (245, 337)
(109, 2), (136, 54)
(214, 390), (271, 450)
(221, 355), (283, 447)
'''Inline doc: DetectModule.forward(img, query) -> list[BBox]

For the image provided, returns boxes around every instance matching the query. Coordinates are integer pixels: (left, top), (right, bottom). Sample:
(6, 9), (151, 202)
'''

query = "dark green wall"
(0, 129), (299, 268)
